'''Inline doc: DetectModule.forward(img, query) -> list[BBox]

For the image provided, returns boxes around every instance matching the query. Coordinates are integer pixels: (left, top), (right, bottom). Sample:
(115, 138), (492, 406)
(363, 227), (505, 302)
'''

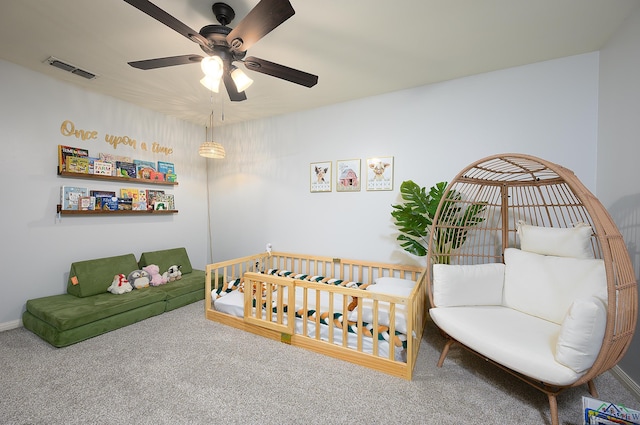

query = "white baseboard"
(0, 320), (22, 332)
(611, 365), (640, 402)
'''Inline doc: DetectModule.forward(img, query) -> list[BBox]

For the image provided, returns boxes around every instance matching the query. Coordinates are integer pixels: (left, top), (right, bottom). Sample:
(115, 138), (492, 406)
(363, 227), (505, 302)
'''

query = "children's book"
(133, 189), (148, 211)
(99, 153), (131, 176)
(157, 161), (175, 175)
(90, 190), (116, 209)
(155, 193), (175, 210)
(67, 156), (90, 173)
(58, 145), (89, 172)
(145, 189), (165, 211)
(119, 188), (139, 201)
(117, 198), (133, 210)
(100, 196), (119, 211)
(93, 160), (113, 176)
(78, 196), (95, 211)
(165, 172), (178, 182)
(583, 396), (640, 424)
(61, 186), (89, 210)
(116, 161), (136, 178)
(149, 170), (165, 181)
(136, 165), (156, 179)
(134, 159), (156, 170)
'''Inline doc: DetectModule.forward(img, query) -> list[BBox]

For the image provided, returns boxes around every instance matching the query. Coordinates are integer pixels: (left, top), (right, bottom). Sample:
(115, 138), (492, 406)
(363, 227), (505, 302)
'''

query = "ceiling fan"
(123, 0), (318, 102)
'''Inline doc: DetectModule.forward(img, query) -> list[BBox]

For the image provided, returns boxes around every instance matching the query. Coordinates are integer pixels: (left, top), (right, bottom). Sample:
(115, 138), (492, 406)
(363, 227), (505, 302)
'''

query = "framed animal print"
(336, 159), (361, 192)
(310, 161), (332, 192)
(366, 156), (394, 191)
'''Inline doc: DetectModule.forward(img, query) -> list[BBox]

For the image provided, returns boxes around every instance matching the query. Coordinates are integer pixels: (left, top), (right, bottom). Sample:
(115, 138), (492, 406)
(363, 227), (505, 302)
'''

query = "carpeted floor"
(0, 300), (637, 425)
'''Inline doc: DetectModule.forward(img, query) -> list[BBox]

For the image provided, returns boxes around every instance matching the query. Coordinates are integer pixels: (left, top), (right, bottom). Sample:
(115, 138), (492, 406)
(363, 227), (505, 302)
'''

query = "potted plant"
(391, 180), (486, 263)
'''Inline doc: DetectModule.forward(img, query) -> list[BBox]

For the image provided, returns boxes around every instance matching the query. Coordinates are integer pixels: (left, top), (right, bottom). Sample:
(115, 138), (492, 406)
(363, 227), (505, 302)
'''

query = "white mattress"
(213, 289), (406, 362)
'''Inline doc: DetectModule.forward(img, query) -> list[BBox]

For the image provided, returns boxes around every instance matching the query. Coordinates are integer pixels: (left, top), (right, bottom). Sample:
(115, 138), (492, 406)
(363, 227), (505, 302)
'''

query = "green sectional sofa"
(22, 247), (205, 347)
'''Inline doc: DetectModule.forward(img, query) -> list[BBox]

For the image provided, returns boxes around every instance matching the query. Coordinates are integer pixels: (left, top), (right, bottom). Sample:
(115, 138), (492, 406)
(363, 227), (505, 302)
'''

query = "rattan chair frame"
(425, 153), (637, 425)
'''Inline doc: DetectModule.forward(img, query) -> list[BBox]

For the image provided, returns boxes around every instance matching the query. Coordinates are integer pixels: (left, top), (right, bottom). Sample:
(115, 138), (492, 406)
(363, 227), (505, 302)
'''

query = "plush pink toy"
(143, 264), (168, 286)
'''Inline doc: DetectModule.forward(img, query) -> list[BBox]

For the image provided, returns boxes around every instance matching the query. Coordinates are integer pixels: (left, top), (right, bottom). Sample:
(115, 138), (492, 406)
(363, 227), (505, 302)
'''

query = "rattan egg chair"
(425, 153), (637, 425)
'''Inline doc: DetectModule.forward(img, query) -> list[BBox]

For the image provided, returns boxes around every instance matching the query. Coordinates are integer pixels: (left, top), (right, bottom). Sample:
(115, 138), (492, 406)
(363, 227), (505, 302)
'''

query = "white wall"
(0, 59), (209, 327)
(208, 52), (600, 267)
(598, 6), (640, 384)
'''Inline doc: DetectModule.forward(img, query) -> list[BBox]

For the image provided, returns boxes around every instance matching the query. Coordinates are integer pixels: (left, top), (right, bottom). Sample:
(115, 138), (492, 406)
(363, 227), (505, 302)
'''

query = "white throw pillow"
(432, 263), (505, 307)
(348, 277), (416, 334)
(517, 221), (594, 259)
(555, 296), (607, 373)
(503, 248), (607, 324)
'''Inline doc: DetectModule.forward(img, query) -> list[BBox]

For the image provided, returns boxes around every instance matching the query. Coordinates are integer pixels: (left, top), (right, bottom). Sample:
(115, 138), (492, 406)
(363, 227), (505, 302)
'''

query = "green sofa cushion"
(67, 253), (139, 298)
(22, 302), (166, 347)
(26, 289), (166, 331)
(138, 247), (193, 275)
(152, 270), (205, 300)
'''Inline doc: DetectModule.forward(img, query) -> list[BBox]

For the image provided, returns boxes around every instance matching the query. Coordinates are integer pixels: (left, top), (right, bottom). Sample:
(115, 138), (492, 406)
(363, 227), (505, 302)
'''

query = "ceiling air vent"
(44, 56), (97, 80)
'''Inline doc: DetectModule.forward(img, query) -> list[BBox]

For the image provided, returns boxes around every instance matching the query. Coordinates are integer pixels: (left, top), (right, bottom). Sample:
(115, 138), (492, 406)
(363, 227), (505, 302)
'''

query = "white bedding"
(213, 287), (407, 361)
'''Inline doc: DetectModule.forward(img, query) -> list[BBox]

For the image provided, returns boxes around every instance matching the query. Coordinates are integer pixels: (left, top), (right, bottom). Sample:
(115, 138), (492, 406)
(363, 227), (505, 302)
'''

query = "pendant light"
(199, 94), (225, 159)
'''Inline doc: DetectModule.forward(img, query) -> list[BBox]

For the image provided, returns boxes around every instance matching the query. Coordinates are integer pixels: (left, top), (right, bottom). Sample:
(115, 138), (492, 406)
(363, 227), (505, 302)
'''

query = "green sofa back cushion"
(67, 253), (139, 298)
(138, 247), (193, 275)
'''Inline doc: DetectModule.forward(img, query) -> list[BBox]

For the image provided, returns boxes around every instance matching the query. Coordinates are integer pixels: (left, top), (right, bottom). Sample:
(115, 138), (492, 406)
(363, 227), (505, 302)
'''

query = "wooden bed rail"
(205, 251), (427, 380)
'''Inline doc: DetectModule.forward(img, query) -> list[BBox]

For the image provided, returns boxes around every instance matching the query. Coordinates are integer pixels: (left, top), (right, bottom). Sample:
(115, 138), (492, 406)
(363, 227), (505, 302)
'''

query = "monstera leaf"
(391, 180), (485, 259)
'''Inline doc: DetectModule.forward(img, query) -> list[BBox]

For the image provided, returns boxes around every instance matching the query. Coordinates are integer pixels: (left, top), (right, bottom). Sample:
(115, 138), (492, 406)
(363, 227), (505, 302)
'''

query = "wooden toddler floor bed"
(204, 251), (427, 379)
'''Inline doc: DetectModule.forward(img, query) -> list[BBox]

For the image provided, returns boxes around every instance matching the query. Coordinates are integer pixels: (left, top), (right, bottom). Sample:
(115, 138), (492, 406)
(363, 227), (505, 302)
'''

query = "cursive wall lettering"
(59, 119), (174, 156)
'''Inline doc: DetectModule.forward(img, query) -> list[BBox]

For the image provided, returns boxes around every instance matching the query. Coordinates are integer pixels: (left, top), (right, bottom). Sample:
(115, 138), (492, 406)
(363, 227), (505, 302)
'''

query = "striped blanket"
(213, 269), (407, 349)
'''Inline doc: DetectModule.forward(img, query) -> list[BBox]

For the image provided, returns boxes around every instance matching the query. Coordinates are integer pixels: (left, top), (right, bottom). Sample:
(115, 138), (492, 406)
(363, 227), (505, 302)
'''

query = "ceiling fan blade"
(223, 72), (247, 102)
(244, 56), (318, 88)
(128, 54), (203, 70)
(123, 0), (214, 54)
(226, 0), (295, 53)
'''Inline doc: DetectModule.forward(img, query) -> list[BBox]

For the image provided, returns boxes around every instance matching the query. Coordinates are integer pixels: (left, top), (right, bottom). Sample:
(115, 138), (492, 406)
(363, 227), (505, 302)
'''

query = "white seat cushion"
(517, 222), (594, 259)
(432, 263), (505, 307)
(503, 248), (607, 324)
(430, 306), (582, 386)
(555, 296), (607, 373)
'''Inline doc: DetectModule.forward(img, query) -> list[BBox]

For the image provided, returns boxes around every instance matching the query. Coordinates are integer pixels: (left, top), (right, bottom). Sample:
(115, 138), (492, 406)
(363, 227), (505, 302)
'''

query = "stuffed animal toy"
(163, 264), (182, 282)
(107, 274), (132, 295)
(143, 264), (167, 286)
(127, 269), (150, 289)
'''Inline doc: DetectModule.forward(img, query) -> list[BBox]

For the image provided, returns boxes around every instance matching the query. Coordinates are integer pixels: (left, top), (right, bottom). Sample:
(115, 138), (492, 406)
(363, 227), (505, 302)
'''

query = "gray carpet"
(0, 301), (637, 425)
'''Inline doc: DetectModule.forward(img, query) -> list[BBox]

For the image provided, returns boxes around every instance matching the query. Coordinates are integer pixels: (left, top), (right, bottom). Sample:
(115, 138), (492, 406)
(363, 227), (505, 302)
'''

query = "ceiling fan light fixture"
(200, 75), (221, 92)
(200, 55), (223, 78)
(230, 66), (253, 92)
(199, 141), (226, 159)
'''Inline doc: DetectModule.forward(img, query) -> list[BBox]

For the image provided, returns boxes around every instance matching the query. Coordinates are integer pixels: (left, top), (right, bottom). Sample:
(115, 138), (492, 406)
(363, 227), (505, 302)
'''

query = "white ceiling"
(1, 0), (638, 127)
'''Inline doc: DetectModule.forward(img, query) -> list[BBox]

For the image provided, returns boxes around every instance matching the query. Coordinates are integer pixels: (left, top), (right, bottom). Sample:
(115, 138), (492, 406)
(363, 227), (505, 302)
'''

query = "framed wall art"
(336, 159), (361, 192)
(366, 156), (394, 191)
(310, 161), (332, 192)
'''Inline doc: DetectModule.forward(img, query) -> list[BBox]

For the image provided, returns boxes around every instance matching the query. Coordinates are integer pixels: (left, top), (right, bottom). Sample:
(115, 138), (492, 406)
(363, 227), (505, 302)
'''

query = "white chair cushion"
(503, 248), (607, 324)
(432, 263), (505, 307)
(430, 306), (582, 386)
(555, 296), (607, 373)
(517, 222), (594, 259)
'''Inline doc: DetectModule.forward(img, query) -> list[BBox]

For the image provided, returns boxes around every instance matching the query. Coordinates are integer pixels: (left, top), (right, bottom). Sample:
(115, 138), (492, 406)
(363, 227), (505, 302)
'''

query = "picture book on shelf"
(133, 189), (148, 211)
(148, 170), (165, 181)
(99, 153), (131, 176)
(58, 145), (89, 172)
(136, 165), (156, 180)
(116, 161), (136, 178)
(93, 160), (113, 176)
(61, 186), (89, 210)
(155, 193), (175, 210)
(66, 156), (90, 173)
(78, 196), (95, 211)
(117, 198), (133, 210)
(145, 189), (165, 211)
(157, 161), (175, 175)
(100, 196), (119, 211)
(133, 159), (156, 170)
(91, 190), (116, 209)
(119, 188), (139, 201)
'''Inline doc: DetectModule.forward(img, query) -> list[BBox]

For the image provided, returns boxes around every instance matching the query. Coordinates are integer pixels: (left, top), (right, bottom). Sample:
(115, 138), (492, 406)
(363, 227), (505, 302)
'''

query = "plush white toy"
(163, 265), (182, 282)
(107, 273), (133, 295)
